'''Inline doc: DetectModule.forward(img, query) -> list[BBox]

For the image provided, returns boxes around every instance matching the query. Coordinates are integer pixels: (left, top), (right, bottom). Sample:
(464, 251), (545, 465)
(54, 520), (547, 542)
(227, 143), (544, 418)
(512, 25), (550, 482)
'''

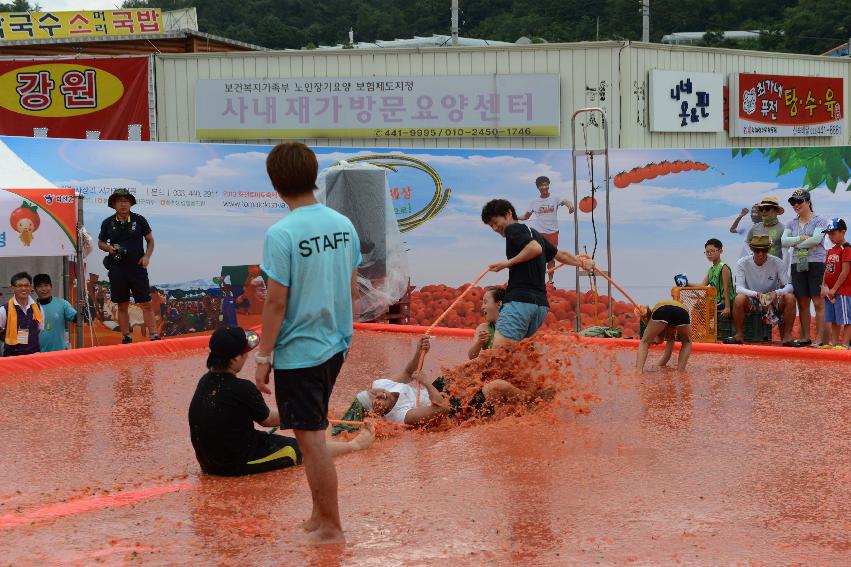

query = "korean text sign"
(0, 188), (77, 257)
(195, 75), (561, 140)
(648, 70), (724, 132)
(731, 73), (844, 137)
(0, 57), (152, 140)
(0, 9), (161, 41)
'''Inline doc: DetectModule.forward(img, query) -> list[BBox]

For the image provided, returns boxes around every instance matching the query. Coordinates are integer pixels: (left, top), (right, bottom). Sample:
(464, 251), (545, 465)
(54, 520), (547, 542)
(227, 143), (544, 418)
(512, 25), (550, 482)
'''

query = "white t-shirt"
(735, 220), (753, 258)
(734, 255), (793, 297)
(372, 378), (430, 424)
(526, 194), (564, 234)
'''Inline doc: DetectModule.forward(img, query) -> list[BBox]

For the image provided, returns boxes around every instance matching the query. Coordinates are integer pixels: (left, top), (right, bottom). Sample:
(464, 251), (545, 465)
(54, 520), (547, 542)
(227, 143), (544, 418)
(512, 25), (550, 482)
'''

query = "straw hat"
(757, 195), (784, 215)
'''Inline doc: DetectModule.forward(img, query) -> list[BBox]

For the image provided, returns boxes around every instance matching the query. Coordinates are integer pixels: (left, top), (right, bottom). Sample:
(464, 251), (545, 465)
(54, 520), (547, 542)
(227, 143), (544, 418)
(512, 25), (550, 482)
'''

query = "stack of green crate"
(717, 312), (773, 342)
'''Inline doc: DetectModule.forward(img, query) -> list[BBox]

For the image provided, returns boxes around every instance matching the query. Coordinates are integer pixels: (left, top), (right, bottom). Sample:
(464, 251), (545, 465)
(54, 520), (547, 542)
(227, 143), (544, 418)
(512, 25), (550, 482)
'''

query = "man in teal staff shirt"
(34, 274), (77, 352)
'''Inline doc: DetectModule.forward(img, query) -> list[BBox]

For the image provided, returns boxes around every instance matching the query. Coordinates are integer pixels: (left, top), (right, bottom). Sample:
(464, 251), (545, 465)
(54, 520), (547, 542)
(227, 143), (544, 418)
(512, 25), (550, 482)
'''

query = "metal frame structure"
(570, 107), (612, 331)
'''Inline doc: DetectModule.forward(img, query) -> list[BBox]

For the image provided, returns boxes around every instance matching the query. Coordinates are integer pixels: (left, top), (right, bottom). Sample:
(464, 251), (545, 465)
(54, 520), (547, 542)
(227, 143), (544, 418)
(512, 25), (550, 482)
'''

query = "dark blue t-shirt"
(98, 212), (151, 265)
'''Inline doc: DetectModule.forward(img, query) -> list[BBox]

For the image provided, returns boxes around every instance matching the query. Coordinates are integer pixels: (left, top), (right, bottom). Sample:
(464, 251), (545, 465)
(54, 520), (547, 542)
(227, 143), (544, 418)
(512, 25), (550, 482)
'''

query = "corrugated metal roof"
(0, 29), (268, 51)
(822, 42), (849, 57)
(316, 34), (514, 50)
(661, 31), (762, 44)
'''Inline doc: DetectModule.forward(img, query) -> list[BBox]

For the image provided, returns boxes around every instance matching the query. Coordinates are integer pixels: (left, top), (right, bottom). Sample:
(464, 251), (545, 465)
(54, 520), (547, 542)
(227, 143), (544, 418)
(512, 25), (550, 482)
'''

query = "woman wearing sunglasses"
(781, 189), (831, 346)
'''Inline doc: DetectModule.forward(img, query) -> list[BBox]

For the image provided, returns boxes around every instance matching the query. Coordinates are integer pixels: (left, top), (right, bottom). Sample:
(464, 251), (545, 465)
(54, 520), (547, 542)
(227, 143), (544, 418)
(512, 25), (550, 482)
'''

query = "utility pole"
(451, 0), (459, 46)
(641, 0), (650, 43)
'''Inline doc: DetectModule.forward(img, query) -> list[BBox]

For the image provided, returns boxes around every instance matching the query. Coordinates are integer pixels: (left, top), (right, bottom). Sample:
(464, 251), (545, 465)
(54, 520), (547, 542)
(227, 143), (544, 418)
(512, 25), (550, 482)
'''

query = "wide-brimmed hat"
(108, 188), (137, 209)
(748, 234), (771, 250)
(757, 195), (784, 215)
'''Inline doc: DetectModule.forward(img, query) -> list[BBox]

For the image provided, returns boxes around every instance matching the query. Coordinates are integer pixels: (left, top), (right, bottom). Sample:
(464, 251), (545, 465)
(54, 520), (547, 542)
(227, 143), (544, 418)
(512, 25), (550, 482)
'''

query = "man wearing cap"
(782, 189), (830, 347)
(724, 234), (797, 345)
(33, 274), (77, 352)
(745, 196), (786, 260)
(189, 326), (373, 477)
(98, 189), (159, 344)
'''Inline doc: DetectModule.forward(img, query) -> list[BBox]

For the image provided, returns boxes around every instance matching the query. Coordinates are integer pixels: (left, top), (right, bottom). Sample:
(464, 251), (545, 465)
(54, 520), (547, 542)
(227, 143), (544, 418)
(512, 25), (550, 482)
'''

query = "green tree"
(733, 147), (851, 193)
(0, 0), (36, 11)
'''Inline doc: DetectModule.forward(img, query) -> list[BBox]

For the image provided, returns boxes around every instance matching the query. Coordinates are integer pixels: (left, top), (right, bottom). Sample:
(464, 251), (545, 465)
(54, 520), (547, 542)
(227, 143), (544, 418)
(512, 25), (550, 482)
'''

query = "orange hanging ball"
(578, 196), (597, 213)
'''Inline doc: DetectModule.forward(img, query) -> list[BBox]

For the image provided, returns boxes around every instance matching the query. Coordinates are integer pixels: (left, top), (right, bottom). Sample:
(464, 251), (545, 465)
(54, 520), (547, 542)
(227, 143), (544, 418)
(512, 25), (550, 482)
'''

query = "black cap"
(206, 326), (259, 369)
(788, 188), (811, 204)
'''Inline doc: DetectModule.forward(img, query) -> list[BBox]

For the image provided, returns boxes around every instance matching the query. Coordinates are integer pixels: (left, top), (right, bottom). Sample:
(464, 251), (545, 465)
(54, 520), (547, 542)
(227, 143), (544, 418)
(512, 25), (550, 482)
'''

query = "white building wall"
(154, 42), (622, 151)
(155, 41), (851, 150)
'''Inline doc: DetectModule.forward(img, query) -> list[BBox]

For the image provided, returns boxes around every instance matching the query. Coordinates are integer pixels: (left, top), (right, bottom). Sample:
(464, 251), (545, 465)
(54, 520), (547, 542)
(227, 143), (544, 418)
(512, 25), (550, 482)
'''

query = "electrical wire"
(333, 154), (451, 233)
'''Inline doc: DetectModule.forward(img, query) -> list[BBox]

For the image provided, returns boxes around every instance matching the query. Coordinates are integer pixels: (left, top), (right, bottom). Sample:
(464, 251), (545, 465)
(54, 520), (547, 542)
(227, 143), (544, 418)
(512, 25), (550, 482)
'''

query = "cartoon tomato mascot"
(10, 202), (40, 246)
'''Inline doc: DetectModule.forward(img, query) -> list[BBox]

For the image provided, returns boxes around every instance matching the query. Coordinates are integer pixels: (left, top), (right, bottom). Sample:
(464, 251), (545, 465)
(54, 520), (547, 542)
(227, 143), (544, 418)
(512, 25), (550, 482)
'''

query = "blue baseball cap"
(824, 218), (847, 232)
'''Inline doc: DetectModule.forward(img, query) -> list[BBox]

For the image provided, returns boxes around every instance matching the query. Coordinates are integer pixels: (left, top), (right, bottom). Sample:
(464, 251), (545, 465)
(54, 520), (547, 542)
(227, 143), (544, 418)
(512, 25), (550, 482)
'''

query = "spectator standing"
(0, 272), (44, 356)
(98, 189), (160, 344)
(33, 274), (77, 352)
(782, 189), (830, 346)
(730, 204), (761, 258)
(517, 176), (575, 285)
(820, 218), (851, 348)
(745, 196), (785, 260)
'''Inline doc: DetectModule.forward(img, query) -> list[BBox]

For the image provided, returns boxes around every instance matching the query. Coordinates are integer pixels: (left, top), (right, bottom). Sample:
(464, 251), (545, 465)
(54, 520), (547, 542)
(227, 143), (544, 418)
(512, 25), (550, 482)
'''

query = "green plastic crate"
(718, 312), (772, 342)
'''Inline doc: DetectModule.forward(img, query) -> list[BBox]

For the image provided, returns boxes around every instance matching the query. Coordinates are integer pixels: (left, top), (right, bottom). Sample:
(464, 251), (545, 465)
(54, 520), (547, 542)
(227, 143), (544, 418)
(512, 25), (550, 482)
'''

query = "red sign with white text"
(0, 56), (151, 140)
(731, 73), (844, 137)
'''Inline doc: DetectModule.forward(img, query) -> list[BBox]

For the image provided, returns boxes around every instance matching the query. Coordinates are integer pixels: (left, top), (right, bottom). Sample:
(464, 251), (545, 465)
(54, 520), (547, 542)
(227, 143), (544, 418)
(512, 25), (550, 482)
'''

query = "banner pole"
(62, 255), (71, 348)
(75, 193), (85, 349)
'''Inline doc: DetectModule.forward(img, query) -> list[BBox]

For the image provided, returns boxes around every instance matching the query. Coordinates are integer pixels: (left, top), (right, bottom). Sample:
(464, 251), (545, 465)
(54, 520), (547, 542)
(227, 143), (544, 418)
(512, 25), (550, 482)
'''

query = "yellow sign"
(0, 63), (125, 117)
(0, 9), (162, 41)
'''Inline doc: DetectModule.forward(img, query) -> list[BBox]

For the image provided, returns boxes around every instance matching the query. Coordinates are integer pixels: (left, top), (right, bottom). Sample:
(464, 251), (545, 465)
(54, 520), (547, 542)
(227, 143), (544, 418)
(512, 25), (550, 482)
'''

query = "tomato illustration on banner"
(0, 188), (77, 256)
(9, 201), (40, 246)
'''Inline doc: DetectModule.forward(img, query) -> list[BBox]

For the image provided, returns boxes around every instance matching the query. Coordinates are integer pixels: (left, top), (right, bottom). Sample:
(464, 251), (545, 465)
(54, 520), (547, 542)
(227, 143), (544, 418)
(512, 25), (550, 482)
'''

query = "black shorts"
(109, 264), (151, 304)
(274, 351), (344, 431)
(209, 433), (303, 477)
(651, 304), (690, 327)
(791, 262), (826, 298)
(432, 376), (494, 419)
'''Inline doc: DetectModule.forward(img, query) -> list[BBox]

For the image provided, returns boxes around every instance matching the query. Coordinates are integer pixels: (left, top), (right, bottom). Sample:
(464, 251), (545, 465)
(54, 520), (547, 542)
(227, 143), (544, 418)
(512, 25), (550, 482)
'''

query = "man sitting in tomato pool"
(346, 336), (545, 428)
(188, 326), (373, 476)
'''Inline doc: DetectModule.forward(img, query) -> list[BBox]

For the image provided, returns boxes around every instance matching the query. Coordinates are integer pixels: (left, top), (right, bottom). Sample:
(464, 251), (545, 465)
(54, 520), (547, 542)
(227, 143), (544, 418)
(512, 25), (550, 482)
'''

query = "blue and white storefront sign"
(648, 70), (724, 132)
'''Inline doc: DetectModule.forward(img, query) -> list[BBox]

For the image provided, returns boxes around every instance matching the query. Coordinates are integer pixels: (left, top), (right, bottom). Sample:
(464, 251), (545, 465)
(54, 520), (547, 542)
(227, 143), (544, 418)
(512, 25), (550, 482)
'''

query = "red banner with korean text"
(731, 73), (844, 137)
(0, 56), (151, 140)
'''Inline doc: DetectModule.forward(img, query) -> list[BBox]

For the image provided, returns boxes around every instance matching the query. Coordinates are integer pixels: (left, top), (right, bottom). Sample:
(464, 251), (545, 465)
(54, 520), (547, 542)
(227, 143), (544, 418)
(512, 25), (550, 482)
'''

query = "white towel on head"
(356, 390), (372, 411)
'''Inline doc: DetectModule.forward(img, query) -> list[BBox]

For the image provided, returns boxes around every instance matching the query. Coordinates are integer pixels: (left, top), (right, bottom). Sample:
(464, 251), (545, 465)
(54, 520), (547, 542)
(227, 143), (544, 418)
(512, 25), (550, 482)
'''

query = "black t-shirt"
(188, 371), (272, 475)
(504, 223), (557, 306)
(98, 211), (151, 265)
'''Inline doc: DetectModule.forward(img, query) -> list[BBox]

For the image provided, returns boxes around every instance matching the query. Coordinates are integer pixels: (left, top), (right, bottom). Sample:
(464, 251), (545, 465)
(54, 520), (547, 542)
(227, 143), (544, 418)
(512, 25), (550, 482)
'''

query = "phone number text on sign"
(374, 127), (538, 138)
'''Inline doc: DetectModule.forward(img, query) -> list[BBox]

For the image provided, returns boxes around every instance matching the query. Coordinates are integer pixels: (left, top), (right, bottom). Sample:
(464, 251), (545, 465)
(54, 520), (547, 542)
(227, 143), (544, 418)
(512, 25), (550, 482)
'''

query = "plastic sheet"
(316, 161), (410, 321)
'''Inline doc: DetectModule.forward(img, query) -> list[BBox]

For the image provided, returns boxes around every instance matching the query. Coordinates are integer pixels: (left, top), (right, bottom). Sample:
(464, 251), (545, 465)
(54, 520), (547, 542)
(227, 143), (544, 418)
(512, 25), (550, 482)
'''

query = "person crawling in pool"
(340, 336), (535, 429)
(635, 300), (693, 373)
